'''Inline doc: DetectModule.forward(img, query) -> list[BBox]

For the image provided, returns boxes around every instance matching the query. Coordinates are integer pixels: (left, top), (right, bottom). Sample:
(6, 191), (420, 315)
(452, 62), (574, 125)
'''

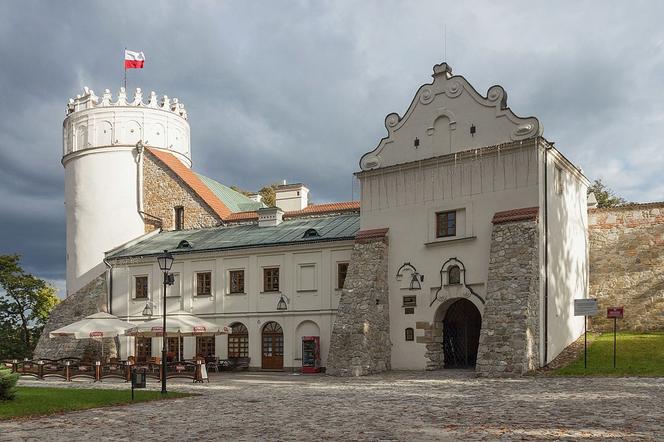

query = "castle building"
(36, 62), (598, 376)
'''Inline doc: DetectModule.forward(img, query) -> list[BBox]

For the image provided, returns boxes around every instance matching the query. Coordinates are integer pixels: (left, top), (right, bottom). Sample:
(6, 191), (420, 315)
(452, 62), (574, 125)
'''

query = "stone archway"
(442, 299), (482, 368)
(422, 297), (483, 370)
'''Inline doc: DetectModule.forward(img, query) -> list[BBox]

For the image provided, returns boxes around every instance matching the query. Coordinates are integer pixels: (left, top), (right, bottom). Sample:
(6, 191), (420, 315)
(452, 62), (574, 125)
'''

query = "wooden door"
(261, 322), (284, 369)
(135, 337), (152, 362)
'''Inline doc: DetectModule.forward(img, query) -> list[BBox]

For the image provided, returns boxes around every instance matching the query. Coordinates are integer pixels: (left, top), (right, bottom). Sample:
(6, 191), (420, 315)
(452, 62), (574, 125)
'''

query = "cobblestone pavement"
(1, 371), (663, 441)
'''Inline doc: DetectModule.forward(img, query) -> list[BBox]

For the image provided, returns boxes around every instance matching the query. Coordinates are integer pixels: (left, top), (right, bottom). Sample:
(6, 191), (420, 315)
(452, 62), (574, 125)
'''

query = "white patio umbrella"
(125, 310), (230, 362)
(50, 312), (137, 339)
(124, 310), (231, 337)
(49, 312), (137, 360)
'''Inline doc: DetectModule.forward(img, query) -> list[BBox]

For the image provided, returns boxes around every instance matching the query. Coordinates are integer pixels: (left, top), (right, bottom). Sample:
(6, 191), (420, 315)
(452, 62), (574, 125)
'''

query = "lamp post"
(157, 249), (174, 394)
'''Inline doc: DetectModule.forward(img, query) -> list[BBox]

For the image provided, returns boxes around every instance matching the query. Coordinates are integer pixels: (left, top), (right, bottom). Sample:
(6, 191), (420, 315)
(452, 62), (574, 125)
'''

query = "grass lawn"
(0, 387), (189, 420)
(554, 331), (664, 376)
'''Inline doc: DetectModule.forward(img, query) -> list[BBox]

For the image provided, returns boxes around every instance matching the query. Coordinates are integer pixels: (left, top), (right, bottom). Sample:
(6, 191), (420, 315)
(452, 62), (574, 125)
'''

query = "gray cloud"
(1, 0), (663, 294)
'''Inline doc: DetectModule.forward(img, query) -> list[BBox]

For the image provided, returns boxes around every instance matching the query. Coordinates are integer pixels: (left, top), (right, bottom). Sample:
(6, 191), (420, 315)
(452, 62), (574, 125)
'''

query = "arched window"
(448, 265), (461, 285)
(405, 328), (414, 341)
(228, 322), (249, 358)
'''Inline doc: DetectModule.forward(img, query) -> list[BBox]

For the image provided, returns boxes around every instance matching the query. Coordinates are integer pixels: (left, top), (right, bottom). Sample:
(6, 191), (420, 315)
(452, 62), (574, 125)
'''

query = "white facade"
(110, 241), (353, 369)
(62, 87), (191, 295)
(358, 63), (589, 369)
(275, 183), (309, 211)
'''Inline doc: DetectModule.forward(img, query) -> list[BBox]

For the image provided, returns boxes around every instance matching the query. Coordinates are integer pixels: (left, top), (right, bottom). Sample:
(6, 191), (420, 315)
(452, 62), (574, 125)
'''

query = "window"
(555, 166), (564, 195)
(448, 265), (461, 285)
(404, 307), (415, 315)
(297, 264), (316, 291)
(196, 336), (215, 358)
(166, 337), (183, 361)
(135, 276), (148, 299)
(263, 267), (280, 292)
(196, 272), (212, 296)
(228, 323), (249, 358)
(402, 295), (417, 307)
(337, 262), (349, 289)
(405, 328), (414, 341)
(229, 270), (245, 294)
(174, 206), (184, 230)
(436, 211), (456, 238)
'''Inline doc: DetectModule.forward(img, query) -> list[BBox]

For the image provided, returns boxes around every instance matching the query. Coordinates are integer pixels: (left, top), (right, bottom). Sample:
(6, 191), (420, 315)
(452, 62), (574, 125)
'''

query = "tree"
(0, 255), (59, 359)
(259, 184), (277, 207)
(587, 179), (627, 208)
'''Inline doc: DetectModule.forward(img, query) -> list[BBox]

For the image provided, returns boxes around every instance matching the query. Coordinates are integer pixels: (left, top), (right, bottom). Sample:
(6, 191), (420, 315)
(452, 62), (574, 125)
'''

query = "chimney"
(258, 207), (284, 227)
(275, 182), (309, 212)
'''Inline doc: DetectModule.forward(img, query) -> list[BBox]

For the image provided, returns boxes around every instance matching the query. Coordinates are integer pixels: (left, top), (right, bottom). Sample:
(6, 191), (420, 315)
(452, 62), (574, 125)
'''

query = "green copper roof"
(196, 173), (264, 212)
(107, 213), (359, 259)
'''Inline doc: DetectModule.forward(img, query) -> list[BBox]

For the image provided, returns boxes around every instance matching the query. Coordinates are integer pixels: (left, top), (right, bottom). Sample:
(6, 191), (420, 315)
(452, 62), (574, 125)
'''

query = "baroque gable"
(360, 63), (542, 171)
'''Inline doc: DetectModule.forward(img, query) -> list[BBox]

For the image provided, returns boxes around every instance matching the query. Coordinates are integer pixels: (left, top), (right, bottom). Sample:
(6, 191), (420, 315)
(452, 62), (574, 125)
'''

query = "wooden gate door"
(261, 322), (284, 369)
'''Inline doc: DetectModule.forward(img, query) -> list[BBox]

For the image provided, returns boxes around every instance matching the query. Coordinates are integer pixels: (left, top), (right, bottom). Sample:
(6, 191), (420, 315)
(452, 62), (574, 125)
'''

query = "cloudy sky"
(1, 1), (663, 296)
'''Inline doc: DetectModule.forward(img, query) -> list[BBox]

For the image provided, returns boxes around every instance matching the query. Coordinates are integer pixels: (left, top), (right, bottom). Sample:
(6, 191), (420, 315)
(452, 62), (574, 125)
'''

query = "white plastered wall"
(540, 145), (589, 364)
(109, 241), (353, 368)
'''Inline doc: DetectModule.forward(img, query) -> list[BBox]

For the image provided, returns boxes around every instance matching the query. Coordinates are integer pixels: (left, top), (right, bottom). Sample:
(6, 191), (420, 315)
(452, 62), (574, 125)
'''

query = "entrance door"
(261, 322), (284, 370)
(442, 299), (482, 368)
(135, 337), (152, 362)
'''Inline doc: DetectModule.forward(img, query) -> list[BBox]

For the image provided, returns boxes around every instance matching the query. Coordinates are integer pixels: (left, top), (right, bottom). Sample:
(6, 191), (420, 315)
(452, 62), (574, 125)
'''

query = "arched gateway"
(428, 298), (482, 370)
(442, 299), (482, 368)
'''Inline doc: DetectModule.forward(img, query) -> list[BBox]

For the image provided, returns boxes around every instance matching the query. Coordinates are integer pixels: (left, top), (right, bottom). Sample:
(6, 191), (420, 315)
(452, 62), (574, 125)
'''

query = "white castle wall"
(63, 87), (191, 295)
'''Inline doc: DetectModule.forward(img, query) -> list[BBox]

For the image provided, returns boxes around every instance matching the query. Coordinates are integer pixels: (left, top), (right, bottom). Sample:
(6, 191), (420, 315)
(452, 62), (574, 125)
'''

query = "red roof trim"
(226, 201), (360, 223)
(355, 227), (389, 240)
(146, 148), (232, 220)
(492, 207), (539, 224)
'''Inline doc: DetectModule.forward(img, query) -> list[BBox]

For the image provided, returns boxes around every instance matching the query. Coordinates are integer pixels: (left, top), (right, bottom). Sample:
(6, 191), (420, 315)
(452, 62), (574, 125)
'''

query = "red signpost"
(607, 307), (624, 368)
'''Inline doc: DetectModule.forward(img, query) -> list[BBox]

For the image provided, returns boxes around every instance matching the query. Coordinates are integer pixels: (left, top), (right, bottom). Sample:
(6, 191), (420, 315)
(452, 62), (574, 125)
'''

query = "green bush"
(0, 367), (19, 400)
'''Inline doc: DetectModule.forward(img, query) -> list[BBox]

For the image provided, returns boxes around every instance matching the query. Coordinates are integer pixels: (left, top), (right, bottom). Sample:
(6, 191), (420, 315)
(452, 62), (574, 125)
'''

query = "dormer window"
(174, 206), (184, 230)
(303, 228), (319, 239)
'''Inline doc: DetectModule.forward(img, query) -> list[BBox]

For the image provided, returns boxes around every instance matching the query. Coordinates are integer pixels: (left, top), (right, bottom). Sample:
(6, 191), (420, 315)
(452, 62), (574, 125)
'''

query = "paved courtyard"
(1, 371), (663, 441)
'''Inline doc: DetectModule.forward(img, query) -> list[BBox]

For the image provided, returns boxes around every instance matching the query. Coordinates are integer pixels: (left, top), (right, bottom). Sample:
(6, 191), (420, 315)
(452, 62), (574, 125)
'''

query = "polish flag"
(124, 50), (145, 69)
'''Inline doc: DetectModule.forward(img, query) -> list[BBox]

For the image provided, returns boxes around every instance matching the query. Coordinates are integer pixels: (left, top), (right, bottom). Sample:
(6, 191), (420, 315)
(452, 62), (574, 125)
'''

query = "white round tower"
(62, 86), (191, 295)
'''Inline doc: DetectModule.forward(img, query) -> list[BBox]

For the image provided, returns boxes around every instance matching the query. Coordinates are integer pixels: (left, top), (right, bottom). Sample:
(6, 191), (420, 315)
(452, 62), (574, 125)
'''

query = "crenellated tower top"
(62, 86), (191, 167)
(66, 86), (188, 120)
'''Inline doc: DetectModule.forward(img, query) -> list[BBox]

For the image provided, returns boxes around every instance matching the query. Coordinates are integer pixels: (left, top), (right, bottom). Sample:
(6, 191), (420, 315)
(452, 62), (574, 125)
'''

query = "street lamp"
(157, 249), (174, 394)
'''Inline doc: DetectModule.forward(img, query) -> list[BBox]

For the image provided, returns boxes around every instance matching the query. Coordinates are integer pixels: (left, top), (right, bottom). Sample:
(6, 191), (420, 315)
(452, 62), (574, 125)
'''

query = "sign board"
(89, 331), (103, 338)
(574, 299), (598, 316)
(607, 307), (624, 319)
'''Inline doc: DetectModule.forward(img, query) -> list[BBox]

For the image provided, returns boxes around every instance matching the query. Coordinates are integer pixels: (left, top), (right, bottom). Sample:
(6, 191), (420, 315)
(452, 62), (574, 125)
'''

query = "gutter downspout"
(103, 257), (113, 315)
(543, 141), (551, 366)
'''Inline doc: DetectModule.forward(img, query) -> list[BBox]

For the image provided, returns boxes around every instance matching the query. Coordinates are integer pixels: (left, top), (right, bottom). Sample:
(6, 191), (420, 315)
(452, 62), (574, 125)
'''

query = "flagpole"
(124, 47), (127, 90)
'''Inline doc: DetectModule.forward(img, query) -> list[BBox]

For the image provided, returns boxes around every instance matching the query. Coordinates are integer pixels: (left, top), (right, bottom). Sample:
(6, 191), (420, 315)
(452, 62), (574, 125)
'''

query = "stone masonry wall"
(476, 218), (540, 376)
(326, 235), (390, 376)
(588, 203), (664, 331)
(33, 273), (117, 361)
(143, 152), (221, 232)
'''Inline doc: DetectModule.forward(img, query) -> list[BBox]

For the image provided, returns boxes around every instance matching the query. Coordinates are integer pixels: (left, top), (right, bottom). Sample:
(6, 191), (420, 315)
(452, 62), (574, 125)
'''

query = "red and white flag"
(124, 50), (145, 69)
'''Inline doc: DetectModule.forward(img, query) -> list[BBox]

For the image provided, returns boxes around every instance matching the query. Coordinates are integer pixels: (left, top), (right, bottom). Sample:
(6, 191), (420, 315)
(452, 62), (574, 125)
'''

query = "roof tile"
(492, 207), (539, 224)
(146, 148), (232, 220)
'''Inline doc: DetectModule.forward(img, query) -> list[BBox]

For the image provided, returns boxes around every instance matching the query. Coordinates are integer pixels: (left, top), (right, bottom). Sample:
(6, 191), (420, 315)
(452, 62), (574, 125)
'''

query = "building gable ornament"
(430, 257), (484, 307)
(360, 62), (542, 171)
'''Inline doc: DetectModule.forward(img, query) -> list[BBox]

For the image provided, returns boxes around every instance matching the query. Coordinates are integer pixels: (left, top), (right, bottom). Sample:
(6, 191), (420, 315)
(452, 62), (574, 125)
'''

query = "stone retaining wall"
(588, 203), (664, 331)
(476, 218), (540, 376)
(33, 273), (117, 360)
(326, 233), (390, 376)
